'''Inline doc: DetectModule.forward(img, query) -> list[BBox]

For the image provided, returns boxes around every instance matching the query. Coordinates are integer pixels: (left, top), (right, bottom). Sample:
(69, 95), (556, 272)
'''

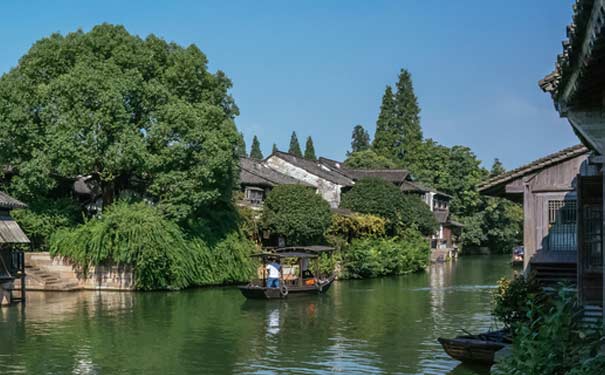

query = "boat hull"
(238, 277), (335, 300)
(438, 337), (506, 365)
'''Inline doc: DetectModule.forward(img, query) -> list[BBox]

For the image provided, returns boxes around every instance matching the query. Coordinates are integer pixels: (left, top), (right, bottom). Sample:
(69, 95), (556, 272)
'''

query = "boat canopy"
(251, 251), (318, 259)
(273, 246), (334, 253)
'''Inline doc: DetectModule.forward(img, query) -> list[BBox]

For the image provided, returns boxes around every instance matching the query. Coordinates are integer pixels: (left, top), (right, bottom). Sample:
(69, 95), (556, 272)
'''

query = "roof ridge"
(479, 144), (589, 191)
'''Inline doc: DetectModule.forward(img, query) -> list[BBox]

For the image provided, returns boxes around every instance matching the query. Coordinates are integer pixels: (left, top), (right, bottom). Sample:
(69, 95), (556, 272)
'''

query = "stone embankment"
(15, 252), (134, 291)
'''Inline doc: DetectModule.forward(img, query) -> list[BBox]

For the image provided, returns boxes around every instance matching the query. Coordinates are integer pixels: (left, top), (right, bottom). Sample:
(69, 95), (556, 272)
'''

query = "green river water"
(0, 255), (511, 375)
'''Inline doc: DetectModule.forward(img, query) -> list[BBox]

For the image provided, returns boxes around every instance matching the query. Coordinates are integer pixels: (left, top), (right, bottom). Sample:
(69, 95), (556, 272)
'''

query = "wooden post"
(577, 174), (584, 305)
(602, 170), (605, 333)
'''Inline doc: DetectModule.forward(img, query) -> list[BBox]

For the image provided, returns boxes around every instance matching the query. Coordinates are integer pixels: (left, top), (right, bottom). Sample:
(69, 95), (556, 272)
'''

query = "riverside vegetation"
(0, 23), (521, 290)
(492, 276), (605, 375)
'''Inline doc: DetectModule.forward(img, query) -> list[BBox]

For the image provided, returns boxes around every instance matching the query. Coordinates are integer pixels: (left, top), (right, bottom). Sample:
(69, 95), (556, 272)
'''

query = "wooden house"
(479, 145), (593, 285)
(539, 0), (605, 316)
(0, 192), (29, 305)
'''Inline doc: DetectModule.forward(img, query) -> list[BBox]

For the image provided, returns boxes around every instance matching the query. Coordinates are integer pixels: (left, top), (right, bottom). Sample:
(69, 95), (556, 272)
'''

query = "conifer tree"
(304, 136), (317, 160)
(236, 132), (247, 158)
(288, 131), (302, 157)
(351, 124), (370, 153)
(272, 143), (278, 154)
(372, 69), (423, 164)
(490, 158), (506, 177)
(372, 86), (397, 159)
(394, 69), (422, 157)
(250, 135), (263, 160)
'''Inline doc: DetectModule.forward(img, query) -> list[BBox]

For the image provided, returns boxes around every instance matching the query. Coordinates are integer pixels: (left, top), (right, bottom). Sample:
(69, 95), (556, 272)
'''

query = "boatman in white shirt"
(266, 258), (281, 288)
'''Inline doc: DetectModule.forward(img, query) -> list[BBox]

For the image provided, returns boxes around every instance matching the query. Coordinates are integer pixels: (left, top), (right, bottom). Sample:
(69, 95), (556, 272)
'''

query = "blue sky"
(1, 1), (577, 169)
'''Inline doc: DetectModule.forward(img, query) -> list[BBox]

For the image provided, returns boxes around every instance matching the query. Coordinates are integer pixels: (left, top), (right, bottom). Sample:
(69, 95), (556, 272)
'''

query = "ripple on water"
(0, 255), (512, 375)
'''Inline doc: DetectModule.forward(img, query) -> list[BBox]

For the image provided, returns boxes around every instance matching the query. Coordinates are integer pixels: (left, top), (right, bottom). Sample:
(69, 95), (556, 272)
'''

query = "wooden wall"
(510, 154), (592, 269)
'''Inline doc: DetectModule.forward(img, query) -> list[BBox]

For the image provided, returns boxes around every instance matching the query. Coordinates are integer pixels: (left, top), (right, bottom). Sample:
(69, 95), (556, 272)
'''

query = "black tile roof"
(271, 152), (355, 186)
(539, 0), (605, 105)
(239, 157), (309, 187)
(0, 192), (26, 210)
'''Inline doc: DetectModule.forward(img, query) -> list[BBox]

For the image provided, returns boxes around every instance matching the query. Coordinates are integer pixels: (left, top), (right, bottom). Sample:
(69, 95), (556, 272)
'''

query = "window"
(244, 187), (264, 205)
(547, 200), (577, 252)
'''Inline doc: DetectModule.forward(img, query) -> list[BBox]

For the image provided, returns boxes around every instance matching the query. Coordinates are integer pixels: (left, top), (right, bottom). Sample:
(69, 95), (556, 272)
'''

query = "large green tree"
(304, 136), (317, 160)
(288, 131), (302, 157)
(351, 124), (370, 153)
(372, 69), (422, 164)
(250, 135), (263, 160)
(0, 24), (240, 222)
(394, 68), (422, 162)
(262, 185), (331, 245)
(372, 86), (397, 159)
(344, 149), (396, 169)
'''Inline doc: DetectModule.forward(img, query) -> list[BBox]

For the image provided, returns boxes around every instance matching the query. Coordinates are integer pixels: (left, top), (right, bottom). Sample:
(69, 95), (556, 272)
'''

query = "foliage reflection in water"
(0, 255), (511, 375)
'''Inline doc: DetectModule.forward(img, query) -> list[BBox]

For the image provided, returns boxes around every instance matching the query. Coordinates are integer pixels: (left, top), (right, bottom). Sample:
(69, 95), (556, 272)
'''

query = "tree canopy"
(0, 24), (241, 223)
(344, 149), (396, 169)
(262, 185), (331, 245)
(372, 69), (422, 165)
(250, 135), (263, 160)
(351, 124), (370, 153)
(304, 136), (316, 160)
(340, 178), (437, 236)
(288, 131), (302, 157)
(490, 158), (506, 177)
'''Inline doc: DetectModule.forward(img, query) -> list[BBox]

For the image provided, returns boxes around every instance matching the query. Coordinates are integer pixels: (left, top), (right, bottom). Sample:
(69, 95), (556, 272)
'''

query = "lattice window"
(547, 200), (577, 252)
(244, 187), (264, 205)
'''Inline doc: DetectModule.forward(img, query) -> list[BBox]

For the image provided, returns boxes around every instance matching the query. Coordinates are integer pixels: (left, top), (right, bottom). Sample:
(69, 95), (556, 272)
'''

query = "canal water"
(0, 255), (511, 375)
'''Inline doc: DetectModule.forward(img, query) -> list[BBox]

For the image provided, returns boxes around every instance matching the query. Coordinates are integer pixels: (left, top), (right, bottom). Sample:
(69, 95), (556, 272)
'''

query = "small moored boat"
(238, 246), (336, 300)
(437, 330), (511, 366)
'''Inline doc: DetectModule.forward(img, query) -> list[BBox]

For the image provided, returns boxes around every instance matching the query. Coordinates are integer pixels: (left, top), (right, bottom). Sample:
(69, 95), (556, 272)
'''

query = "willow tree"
(0, 24), (240, 222)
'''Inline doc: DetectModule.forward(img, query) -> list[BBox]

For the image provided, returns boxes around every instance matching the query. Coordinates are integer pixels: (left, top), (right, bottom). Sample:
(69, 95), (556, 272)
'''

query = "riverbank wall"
(17, 252), (134, 291)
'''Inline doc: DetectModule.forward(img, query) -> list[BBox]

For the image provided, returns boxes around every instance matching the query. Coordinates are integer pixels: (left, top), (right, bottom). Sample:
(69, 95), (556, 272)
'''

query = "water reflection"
(0, 256), (511, 375)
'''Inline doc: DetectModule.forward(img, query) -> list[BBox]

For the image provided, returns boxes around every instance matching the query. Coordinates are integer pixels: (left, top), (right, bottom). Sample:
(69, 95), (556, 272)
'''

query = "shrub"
(498, 290), (602, 375)
(325, 213), (386, 244)
(262, 185), (331, 245)
(50, 201), (196, 290)
(340, 177), (437, 235)
(567, 355), (605, 375)
(12, 197), (82, 251)
(493, 274), (542, 328)
(342, 227), (429, 278)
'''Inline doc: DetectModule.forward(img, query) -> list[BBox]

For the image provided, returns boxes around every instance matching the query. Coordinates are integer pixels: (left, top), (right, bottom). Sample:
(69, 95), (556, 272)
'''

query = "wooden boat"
(238, 246), (336, 300)
(438, 330), (511, 366)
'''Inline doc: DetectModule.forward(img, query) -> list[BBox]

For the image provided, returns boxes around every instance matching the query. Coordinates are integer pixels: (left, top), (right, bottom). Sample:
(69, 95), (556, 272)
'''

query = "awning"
(0, 216), (30, 244)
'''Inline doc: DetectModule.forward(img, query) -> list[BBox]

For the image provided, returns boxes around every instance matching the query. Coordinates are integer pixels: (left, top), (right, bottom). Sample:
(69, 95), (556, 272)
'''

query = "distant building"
(264, 152), (355, 208)
(238, 157), (311, 208)
(401, 181), (462, 251)
(239, 152), (460, 250)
